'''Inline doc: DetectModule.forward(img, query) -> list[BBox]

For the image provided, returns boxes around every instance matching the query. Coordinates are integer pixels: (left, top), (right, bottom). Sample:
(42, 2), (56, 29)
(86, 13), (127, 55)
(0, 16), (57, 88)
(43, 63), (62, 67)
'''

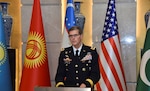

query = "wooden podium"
(34, 87), (91, 91)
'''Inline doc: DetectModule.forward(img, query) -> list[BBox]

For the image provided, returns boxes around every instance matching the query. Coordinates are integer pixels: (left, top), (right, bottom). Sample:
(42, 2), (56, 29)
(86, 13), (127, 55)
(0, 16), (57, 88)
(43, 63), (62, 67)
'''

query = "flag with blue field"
(61, 0), (76, 48)
(0, 12), (12, 91)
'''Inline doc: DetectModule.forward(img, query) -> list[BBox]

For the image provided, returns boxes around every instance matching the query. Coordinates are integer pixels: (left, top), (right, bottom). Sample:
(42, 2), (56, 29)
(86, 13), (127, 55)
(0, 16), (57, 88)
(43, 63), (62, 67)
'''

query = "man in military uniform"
(55, 26), (100, 88)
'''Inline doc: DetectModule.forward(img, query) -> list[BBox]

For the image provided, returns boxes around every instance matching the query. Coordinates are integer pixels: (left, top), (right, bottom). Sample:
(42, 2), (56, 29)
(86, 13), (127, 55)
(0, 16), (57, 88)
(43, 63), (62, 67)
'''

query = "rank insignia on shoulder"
(61, 48), (65, 51)
(90, 46), (95, 50)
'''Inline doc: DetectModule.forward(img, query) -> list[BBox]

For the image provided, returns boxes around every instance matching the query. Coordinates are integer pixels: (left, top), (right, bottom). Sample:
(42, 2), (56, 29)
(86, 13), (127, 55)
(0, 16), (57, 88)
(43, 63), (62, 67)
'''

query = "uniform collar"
(73, 44), (83, 56)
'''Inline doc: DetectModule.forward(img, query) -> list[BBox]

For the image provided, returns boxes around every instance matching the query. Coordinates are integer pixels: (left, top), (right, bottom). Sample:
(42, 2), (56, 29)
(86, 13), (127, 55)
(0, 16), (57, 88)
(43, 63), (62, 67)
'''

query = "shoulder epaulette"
(61, 48), (65, 51)
(90, 46), (96, 50)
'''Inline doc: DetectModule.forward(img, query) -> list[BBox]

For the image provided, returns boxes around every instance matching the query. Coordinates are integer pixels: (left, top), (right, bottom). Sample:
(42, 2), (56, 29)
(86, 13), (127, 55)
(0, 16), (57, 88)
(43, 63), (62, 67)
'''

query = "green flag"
(136, 15), (150, 91)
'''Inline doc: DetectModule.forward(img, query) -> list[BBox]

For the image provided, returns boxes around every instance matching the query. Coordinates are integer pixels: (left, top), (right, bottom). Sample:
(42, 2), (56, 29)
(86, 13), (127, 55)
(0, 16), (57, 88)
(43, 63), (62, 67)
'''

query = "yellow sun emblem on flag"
(24, 31), (47, 68)
(0, 42), (7, 66)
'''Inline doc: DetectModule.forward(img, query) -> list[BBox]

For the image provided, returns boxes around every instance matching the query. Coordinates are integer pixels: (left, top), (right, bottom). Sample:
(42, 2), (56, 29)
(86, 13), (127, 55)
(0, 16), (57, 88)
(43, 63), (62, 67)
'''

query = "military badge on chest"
(81, 52), (92, 71)
(81, 52), (92, 63)
(63, 50), (72, 64)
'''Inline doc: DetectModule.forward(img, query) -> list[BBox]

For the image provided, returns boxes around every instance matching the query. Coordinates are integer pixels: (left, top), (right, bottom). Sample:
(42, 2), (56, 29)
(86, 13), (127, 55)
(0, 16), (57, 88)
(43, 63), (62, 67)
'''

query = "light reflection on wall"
(121, 36), (135, 44)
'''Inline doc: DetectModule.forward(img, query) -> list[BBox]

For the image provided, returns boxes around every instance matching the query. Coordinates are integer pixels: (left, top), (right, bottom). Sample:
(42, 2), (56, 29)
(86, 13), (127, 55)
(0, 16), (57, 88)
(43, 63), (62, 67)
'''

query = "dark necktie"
(76, 50), (79, 57)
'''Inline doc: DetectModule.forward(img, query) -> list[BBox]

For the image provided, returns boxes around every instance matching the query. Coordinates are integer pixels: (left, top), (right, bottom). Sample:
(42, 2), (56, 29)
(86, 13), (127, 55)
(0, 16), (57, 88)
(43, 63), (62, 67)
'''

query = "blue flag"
(0, 12), (12, 91)
(65, 0), (76, 30)
(61, 0), (76, 48)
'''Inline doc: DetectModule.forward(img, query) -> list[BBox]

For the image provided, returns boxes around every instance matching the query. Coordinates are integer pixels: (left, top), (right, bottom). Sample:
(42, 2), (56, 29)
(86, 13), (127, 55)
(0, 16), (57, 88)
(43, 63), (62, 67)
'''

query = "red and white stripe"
(96, 35), (127, 91)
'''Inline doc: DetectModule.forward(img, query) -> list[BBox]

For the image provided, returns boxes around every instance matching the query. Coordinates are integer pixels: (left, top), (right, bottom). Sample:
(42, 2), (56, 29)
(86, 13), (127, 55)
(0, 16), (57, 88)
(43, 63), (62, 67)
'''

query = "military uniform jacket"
(55, 44), (100, 87)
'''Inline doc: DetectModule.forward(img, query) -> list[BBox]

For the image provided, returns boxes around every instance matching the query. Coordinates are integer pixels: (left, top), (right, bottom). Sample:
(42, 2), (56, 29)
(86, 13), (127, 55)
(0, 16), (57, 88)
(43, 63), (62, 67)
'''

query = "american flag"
(96, 0), (127, 91)
(61, 0), (76, 48)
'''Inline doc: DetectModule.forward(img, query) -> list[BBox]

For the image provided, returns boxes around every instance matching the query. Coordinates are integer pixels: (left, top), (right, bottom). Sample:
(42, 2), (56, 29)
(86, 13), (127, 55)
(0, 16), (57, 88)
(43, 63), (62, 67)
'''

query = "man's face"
(68, 29), (82, 48)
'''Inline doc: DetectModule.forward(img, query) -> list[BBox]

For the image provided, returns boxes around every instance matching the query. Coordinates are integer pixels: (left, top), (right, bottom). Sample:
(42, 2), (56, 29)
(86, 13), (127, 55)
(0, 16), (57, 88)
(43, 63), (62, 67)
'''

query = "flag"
(136, 13), (150, 91)
(0, 12), (12, 91)
(19, 0), (51, 91)
(61, 0), (76, 48)
(96, 0), (127, 90)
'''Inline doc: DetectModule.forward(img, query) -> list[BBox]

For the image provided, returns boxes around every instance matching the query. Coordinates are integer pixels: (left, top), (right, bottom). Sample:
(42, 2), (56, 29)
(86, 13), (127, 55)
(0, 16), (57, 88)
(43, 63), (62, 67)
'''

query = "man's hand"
(80, 83), (86, 88)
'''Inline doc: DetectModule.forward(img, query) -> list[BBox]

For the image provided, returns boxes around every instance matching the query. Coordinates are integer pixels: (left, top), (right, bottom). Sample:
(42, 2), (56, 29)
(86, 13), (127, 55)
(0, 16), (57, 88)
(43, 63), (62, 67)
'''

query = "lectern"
(34, 87), (91, 91)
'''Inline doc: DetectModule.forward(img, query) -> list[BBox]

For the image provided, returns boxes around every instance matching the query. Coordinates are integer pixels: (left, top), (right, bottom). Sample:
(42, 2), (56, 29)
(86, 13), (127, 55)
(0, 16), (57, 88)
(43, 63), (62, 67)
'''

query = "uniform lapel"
(69, 46), (74, 58)
(80, 45), (87, 60)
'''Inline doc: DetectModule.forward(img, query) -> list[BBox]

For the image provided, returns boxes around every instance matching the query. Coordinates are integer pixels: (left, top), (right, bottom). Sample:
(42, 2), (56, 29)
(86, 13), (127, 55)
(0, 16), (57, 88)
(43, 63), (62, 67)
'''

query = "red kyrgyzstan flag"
(19, 0), (51, 91)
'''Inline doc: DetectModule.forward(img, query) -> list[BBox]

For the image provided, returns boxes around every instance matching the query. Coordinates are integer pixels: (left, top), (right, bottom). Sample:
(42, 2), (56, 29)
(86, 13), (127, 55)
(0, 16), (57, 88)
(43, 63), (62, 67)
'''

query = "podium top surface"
(34, 87), (91, 91)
